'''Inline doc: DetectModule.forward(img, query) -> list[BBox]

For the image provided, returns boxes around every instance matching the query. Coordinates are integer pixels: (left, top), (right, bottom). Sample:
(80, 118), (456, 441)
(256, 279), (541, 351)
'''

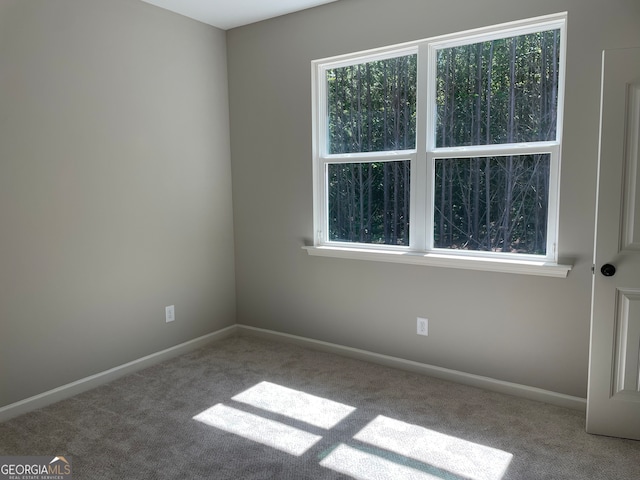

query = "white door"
(587, 47), (640, 440)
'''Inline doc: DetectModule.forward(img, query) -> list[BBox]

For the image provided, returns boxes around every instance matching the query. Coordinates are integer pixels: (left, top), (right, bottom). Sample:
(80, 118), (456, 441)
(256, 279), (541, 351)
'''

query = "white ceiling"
(140, 0), (338, 30)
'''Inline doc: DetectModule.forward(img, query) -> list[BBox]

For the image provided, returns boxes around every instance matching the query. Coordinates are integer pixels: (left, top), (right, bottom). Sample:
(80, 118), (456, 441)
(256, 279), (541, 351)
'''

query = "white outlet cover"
(166, 305), (175, 323)
(417, 317), (428, 336)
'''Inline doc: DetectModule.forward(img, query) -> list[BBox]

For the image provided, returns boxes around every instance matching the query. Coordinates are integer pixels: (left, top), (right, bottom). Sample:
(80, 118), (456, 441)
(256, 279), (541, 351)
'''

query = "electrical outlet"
(417, 317), (428, 336)
(165, 305), (175, 323)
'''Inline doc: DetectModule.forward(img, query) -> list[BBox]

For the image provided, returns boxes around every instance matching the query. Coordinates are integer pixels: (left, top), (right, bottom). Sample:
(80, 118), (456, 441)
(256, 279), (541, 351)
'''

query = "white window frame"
(306, 13), (572, 278)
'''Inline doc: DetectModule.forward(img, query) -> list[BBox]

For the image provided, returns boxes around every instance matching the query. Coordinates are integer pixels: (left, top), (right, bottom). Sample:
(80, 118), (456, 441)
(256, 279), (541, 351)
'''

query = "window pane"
(434, 154), (550, 255)
(328, 161), (410, 245)
(436, 30), (561, 147)
(327, 55), (417, 154)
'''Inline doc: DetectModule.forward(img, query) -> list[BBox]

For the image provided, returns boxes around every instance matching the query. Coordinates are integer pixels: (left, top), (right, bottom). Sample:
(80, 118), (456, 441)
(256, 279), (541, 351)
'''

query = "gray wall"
(0, 0), (235, 408)
(228, 0), (640, 398)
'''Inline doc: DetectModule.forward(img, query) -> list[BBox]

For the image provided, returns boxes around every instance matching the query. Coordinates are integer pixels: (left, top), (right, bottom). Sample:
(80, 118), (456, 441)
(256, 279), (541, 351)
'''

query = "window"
(309, 13), (570, 276)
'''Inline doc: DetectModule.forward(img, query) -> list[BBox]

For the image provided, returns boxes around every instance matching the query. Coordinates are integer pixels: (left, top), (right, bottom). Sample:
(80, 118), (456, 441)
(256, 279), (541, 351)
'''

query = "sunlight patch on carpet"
(353, 415), (512, 480)
(232, 381), (356, 429)
(193, 382), (512, 479)
(320, 443), (449, 480)
(193, 403), (322, 456)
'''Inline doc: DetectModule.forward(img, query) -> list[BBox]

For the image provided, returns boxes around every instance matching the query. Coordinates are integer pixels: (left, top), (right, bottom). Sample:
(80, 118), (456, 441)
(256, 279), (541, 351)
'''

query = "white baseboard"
(1, 323), (586, 423)
(237, 324), (587, 412)
(0, 325), (238, 423)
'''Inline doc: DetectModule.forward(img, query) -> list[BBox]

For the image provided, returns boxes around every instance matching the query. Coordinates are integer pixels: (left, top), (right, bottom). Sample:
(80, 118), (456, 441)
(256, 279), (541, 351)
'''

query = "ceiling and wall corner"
(139, 0), (339, 29)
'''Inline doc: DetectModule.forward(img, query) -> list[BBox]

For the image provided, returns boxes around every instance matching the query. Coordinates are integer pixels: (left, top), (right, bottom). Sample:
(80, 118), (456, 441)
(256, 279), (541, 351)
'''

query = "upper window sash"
(314, 13), (567, 156)
(315, 48), (419, 159)
(428, 35), (564, 150)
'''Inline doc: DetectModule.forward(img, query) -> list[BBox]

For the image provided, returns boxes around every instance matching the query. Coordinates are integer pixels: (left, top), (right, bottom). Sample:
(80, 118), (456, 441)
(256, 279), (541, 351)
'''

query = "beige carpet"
(1, 335), (639, 479)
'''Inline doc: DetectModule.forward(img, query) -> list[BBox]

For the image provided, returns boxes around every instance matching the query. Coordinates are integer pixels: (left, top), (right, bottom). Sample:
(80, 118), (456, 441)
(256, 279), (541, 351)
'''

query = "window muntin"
(313, 14), (566, 263)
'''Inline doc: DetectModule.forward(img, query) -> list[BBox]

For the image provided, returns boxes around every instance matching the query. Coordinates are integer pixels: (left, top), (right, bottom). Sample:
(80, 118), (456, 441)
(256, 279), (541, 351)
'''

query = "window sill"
(303, 246), (572, 278)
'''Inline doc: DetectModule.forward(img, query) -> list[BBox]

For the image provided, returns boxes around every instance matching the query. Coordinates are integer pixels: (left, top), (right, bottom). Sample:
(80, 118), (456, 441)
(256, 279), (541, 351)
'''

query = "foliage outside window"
(312, 14), (566, 264)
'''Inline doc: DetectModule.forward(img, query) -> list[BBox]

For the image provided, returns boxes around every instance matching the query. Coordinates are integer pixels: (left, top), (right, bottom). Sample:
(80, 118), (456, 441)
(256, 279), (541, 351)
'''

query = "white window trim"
(303, 246), (571, 278)
(307, 12), (572, 278)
